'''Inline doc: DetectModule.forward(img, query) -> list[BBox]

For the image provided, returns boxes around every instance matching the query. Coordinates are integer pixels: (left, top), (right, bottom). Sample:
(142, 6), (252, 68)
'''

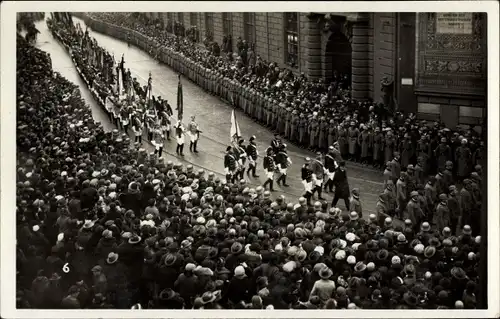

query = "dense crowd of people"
(15, 15), (485, 310)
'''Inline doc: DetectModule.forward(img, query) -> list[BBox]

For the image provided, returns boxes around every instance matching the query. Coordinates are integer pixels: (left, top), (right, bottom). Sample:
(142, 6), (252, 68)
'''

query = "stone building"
(144, 12), (487, 128)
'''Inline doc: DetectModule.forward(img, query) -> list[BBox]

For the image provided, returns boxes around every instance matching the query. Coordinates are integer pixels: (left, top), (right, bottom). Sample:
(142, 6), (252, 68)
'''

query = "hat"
(391, 256), (401, 265)
(185, 263), (196, 272)
(349, 211), (359, 221)
(200, 292), (217, 304)
(463, 225), (472, 235)
(377, 249), (389, 261)
(354, 262), (367, 272)
(424, 246), (436, 258)
(128, 235), (142, 245)
(106, 252), (119, 264)
(421, 222), (431, 232)
(319, 267), (333, 279)
(450, 267), (467, 280)
(414, 244), (425, 254)
(347, 255), (356, 265)
(234, 265), (246, 277)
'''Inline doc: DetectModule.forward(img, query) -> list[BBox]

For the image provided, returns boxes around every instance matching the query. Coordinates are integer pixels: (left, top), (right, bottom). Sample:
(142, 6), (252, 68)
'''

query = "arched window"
(243, 12), (256, 45)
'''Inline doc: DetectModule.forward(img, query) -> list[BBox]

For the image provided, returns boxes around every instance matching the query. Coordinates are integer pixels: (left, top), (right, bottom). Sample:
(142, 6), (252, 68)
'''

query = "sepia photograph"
(1, 1), (499, 318)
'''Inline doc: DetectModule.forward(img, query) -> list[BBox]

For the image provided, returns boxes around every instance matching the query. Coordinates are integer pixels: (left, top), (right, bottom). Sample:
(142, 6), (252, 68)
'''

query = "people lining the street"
(15, 17), (485, 310)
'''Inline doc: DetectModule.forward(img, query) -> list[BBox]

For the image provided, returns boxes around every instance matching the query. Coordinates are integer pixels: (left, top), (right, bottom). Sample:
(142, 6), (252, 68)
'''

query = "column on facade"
(349, 14), (371, 101)
(305, 15), (322, 80)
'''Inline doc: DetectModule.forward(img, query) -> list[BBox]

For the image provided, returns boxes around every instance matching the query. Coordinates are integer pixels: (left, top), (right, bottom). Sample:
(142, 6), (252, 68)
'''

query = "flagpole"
(177, 74), (183, 121)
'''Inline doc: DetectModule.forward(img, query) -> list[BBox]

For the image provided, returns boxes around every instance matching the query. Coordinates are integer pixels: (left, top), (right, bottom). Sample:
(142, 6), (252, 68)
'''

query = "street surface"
(35, 17), (388, 216)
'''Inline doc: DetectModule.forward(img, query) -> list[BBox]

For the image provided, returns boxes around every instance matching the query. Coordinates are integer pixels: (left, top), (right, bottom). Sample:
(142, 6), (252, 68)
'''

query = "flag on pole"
(177, 74), (183, 120)
(117, 67), (123, 96)
(230, 110), (241, 144)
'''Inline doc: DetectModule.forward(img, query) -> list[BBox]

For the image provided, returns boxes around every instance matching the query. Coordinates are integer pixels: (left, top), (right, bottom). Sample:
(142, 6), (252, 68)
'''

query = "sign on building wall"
(436, 13), (473, 34)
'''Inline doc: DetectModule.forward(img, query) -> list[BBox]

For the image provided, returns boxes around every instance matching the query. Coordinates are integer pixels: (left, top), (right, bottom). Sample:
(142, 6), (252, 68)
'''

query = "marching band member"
(310, 152), (325, 200)
(275, 144), (292, 187)
(262, 148), (276, 192)
(234, 139), (247, 181)
(324, 146), (338, 193)
(246, 135), (259, 178)
(301, 157), (314, 205)
(131, 116), (143, 144)
(104, 93), (113, 122)
(175, 119), (186, 156)
(112, 99), (121, 128)
(152, 123), (164, 157)
(224, 146), (237, 183)
(160, 111), (172, 141)
(120, 105), (131, 134)
(188, 115), (201, 153)
(145, 107), (156, 141)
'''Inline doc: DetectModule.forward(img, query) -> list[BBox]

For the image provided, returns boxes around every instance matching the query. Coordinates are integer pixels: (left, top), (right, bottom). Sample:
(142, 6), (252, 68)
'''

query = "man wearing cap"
(447, 185), (461, 234)
(298, 113), (307, 147)
(443, 161), (454, 189)
(262, 147), (276, 192)
(323, 146), (337, 193)
(301, 157), (314, 205)
(309, 116), (319, 151)
(372, 126), (384, 168)
(434, 194), (450, 231)
(405, 191), (424, 228)
(332, 161), (350, 210)
(271, 133), (282, 155)
(233, 139), (248, 181)
(455, 138), (472, 181)
(152, 123), (165, 158)
(290, 110), (300, 143)
(175, 120), (186, 156)
(187, 115), (201, 153)
(396, 172), (407, 218)
(434, 137), (452, 173)
(224, 146), (237, 183)
(349, 188), (362, 218)
(275, 144), (292, 187)
(310, 152), (325, 200)
(347, 121), (359, 161)
(246, 135), (259, 178)
(389, 152), (401, 185)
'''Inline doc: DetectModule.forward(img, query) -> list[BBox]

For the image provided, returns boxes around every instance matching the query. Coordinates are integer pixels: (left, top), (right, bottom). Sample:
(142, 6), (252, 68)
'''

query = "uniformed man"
(262, 148), (276, 191)
(271, 134), (282, 154)
(298, 114), (307, 146)
(327, 119), (337, 149)
(396, 172), (408, 218)
(290, 110), (299, 142)
(310, 152), (325, 200)
(246, 135), (259, 178)
(309, 117), (319, 151)
(275, 144), (292, 187)
(323, 146), (338, 193)
(318, 117), (328, 151)
(347, 121), (359, 162)
(151, 123), (164, 158)
(175, 120), (186, 156)
(234, 139), (247, 181)
(131, 117), (143, 144)
(332, 161), (350, 210)
(224, 146), (237, 183)
(372, 126), (384, 168)
(301, 157), (314, 205)
(188, 115), (201, 153)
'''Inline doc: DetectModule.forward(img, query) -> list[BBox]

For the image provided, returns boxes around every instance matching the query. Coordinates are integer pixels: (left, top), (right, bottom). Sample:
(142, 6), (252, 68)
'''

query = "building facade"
(145, 12), (487, 128)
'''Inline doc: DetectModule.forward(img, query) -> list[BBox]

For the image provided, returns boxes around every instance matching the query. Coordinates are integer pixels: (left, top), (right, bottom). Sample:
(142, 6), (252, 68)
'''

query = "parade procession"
(11, 9), (490, 312)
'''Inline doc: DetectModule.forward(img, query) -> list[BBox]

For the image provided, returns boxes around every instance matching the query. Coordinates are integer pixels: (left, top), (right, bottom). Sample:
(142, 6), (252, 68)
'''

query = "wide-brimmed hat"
(231, 242), (243, 254)
(424, 246), (436, 258)
(319, 267), (333, 279)
(377, 249), (389, 261)
(354, 262), (367, 272)
(164, 253), (177, 266)
(128, 235), (142, 245)
(403, 292), (418, 306)
(200, 291), (217, 304)
(83, 220), (95, 229)
(159, 288), (176, 301)
(450, 267), (467, 280)
(420, 222), (431, 232)
(106, 252), (119, 265)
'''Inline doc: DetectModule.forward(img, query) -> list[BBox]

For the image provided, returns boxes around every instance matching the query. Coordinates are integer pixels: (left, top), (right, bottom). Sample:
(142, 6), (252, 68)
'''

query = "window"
(190, 13), (197, 26)
(243, 12), (256, 45)
(178, 12), (184, 25)
(285, 12), (299, 67)
(222, 12), (232, 35)
(167, 12), (174, 31)
(205, 13), (214, 36)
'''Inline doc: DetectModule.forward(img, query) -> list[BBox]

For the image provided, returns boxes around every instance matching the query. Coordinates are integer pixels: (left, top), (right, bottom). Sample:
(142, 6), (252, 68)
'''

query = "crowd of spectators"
(16, 23), (484, 309)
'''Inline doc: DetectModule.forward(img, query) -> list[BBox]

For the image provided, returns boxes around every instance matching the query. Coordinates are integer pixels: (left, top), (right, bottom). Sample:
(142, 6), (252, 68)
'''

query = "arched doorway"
(325, 32), (352, 88)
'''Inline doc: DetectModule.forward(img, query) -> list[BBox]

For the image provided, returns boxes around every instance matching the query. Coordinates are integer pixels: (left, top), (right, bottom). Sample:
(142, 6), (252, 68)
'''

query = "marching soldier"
(347, 121), (359, 162)
(234, 139), (247, 181)
(372, 127), (384, 168)
(301, 157), (314, 205)
(323, 146), (337, 193)
(151, 123), (164, 158)
(310, 152), (325, 200)
(159, 111), (172, 141)
(358, 125), (371, 165)
(327, 119), (337, 149)
(175, 119), (186, 156)
(131, 116), (143, 144)
(262, 148), (276, 192)
(246, 135), (259, 178)
(120, 105), (132, 134)
(275, 144), (292, 187)
(271, 133), (282, 154)
(224, 146), (237, 183)
(332, 161), (350, 210)
(188, 115), (201, 153)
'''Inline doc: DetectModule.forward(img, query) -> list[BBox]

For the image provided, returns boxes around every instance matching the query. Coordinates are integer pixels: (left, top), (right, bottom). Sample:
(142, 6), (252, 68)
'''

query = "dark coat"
(332, 168), (350, 198)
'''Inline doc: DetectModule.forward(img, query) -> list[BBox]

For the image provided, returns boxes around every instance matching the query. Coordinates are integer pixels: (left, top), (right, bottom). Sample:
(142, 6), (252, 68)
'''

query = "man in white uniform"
(187, 115), (201, 153)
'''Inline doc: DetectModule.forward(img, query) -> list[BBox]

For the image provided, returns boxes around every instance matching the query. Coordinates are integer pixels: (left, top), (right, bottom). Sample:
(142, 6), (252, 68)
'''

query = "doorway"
(325, 32), (352, 88)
